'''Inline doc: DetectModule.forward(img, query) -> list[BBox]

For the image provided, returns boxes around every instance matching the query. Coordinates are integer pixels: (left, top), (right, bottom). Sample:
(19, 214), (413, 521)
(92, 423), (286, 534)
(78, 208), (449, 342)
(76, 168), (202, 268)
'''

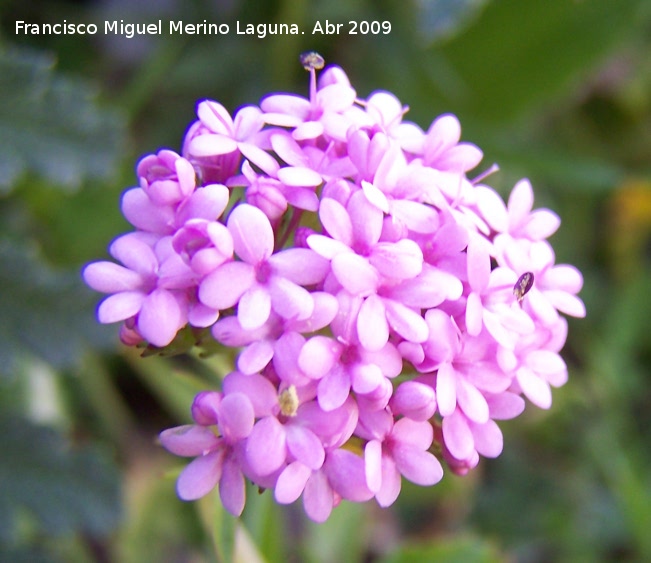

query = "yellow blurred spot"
(609, 179), (651, 278)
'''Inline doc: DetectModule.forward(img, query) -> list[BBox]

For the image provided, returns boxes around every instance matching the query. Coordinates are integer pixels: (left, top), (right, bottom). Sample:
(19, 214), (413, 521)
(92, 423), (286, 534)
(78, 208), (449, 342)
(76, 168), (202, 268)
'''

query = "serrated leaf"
(0, 240), (114, 378)
(0, 414), (121, 543)
(0, 47), (126, 192)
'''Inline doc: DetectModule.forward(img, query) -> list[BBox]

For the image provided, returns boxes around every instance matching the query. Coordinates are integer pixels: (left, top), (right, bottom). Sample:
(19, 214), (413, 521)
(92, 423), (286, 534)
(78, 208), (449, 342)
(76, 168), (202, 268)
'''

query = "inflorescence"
(83, 53), (585, 522)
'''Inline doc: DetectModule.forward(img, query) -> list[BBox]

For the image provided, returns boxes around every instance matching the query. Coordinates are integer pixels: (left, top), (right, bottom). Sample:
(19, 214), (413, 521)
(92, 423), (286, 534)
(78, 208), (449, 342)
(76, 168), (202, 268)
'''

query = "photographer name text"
(15, 19), (392, 39)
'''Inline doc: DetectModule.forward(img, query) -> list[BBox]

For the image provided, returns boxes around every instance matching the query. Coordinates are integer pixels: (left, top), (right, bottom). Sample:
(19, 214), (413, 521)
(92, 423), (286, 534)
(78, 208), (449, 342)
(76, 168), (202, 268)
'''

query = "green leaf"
(415, 0), (489, 44)
(0, 240), (113, 378)
(0, 47), (126, 192)
(428, 0), (649, 122)
(0, 414), (121, 543)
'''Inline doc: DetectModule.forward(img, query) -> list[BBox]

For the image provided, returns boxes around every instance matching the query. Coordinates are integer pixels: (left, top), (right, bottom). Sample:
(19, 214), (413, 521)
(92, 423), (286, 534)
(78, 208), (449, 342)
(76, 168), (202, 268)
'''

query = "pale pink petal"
(516, 366), (552, 409)
(437, 143), (483, 172)
(376, 456), (401, 507)
(348, 190), (383, 247)
(325, 449), (373, 502)
(237, 340), (275, 375)
(268, 276), (314, 321)
(393, 444), (443, 486)
(357, 295), (389, 351)
(317, 83), (357, 112)
(222, 372), (278, 417)
(299, 336), (339, 379)
(109, 234), (158, 275)
(277, 166), (322, 187)
(456, 378), (489, 424)
(467, 237), (491, 292)
(121, 188), (173, 233)
(303, 470), (333, 523)
(545, 291), (586, 318)
(391, 381), (437, 421)
(470, 419), (503, 458)
(268, 248), (329, 285)
(238, 284), (271, 330)
(177, 449), (224, 500)
(317, 364), (350, 411)
(390, 200), (439, 234)
(286, 425), (325, 470)
(543, 264), (584, 293)
(137, 288), (182, 346)
(199, 262), (254, 309)
(188, 301), (219, 328)
(275, 461), (311, 504)
(369, 239), (423, 280)
(350, 362), (384, 395)
(270, 133), (308, 167)
(218, 392), (255, 441)
(508, 179), (534, 227)
(228, 204), (274, 264)
(272, 332), (311, 387)
(364, 440), (383, 493)
(294, 120), (324, 140)
(441, 409), (474, 460)
(197, 100), (233, 134)
(436, 362), (457, 417)
(486, 392), (525, 420)
(232, 105), (263, 139)
(96, 291), (144, 325)
(219, 458), (246, 516)
(465, 292), (484, 336)
(332, 253), (378, 296)
(246, 416), (287, 475)
(384, 299), (429, 343)
(261, 94), (311, 117)
(361, 180), (390, 213)
(189, 134), (238, 157)
(475, 186), (508, 232)
(159, 425), (220, 457)
(319, 198), (353, 246)
(526, 209), (561, 239)
(306, 234), (351, 260)
(239, 142), (280, 177)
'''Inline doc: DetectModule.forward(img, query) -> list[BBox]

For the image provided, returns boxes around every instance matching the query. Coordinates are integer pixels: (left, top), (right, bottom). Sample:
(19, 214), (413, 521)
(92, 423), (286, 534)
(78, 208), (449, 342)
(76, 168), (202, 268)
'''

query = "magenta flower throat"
(83, 52), (585, 522)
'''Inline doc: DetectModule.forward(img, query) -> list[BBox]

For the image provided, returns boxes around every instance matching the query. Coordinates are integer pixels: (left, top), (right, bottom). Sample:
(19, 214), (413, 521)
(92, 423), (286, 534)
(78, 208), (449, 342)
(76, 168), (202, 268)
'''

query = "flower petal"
(137, 288), (182, 346)
(275, 461), (311, 504)
(177, 449), (224, 501)
(228, 204), (274, 264)
(246, 416), (287, 476)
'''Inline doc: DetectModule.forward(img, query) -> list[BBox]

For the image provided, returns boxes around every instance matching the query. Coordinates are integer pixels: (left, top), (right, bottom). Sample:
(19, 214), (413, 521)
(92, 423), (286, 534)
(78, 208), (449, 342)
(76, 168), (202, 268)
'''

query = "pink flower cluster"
(83, 54), (585, 522)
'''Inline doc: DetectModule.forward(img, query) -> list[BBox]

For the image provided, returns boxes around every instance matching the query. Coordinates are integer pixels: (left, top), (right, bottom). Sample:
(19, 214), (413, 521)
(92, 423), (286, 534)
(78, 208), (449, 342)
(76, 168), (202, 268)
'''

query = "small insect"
(299, 51), (325, 71)
(513, 272), (534, 304)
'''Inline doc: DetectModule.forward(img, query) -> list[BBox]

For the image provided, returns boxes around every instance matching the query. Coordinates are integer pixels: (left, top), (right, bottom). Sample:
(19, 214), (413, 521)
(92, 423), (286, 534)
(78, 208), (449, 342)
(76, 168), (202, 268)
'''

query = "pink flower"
(199, 203), (329, 330)
(83, 233), (195, 346)
(361, 410), (443, 507)
(85, 53), (585, 522)
(159, 391), (255, 516)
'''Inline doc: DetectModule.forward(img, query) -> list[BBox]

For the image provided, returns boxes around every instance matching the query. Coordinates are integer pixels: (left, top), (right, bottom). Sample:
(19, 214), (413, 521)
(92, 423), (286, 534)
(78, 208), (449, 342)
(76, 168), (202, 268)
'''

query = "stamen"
(471, 163), (500, 185)
(299, 51), (324, 105)
(299, 51), (325, 71)
(278, 385), (299, 417)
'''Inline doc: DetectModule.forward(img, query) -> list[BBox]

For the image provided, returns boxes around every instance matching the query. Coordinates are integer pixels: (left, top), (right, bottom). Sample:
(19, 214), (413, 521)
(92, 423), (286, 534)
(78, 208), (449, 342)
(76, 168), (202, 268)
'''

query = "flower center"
(255, 260), (272, 283)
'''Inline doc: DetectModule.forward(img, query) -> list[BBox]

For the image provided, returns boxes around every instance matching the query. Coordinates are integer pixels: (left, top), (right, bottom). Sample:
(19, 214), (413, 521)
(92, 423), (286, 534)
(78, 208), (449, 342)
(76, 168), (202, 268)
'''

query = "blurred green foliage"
(1, 0), (651, 561)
